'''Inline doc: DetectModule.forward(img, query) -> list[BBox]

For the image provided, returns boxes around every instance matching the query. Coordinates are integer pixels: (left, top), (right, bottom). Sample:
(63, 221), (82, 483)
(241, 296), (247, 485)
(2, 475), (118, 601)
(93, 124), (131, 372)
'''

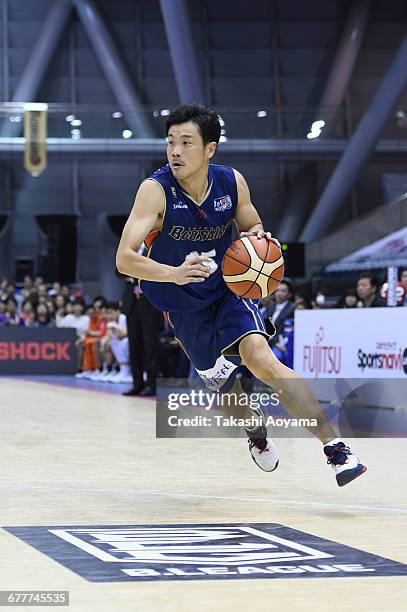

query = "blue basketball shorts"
(168, 290), (271, 392)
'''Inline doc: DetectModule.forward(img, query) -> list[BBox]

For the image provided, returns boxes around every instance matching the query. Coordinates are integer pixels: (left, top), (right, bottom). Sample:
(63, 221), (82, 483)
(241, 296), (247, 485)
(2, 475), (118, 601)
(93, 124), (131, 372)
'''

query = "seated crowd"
(1, 269), (406, 386)
(0, 275), (188, 391)
(258, 270), (407, 369)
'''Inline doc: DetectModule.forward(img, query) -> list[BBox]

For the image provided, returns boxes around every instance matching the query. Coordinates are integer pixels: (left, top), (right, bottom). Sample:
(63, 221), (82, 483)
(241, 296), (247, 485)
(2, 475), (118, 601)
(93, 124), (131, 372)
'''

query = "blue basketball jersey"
(140, 163), (238, 312)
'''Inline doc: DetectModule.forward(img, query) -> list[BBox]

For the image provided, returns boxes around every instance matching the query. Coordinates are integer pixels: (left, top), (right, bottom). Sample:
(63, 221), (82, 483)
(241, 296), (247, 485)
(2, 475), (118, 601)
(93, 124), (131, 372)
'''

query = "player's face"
(167, 121), (215, 180)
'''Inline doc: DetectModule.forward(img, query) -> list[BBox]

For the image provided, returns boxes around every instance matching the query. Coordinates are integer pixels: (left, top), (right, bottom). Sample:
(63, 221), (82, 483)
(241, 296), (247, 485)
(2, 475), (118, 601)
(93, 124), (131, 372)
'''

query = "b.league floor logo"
(4, 523), (407, 582)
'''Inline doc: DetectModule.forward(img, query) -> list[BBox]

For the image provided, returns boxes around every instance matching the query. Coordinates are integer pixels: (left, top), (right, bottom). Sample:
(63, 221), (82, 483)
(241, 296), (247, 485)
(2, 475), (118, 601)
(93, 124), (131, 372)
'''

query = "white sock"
(324, 438), (343, 446)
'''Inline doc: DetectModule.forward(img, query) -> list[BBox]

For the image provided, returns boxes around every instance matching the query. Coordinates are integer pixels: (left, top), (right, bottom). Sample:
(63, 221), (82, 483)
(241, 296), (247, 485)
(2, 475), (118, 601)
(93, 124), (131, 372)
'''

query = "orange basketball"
(222, 236), (285, 299)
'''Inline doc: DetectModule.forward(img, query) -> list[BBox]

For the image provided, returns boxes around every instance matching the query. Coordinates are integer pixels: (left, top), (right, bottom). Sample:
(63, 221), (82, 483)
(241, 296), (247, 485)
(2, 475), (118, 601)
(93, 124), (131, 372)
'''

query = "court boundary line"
(0, 376), (156, 400)
(1, 483), (406, 514)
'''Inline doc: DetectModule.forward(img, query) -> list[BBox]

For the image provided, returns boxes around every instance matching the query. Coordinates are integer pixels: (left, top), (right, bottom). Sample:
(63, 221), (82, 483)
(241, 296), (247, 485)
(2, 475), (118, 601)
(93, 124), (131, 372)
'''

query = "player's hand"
(239, 229), (281, 249)
(172, 255), (211, 285)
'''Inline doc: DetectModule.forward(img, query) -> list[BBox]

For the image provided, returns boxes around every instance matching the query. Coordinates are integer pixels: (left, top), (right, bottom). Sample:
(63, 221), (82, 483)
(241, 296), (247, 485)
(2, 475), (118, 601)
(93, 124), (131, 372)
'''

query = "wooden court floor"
(0, 377), (406, 611)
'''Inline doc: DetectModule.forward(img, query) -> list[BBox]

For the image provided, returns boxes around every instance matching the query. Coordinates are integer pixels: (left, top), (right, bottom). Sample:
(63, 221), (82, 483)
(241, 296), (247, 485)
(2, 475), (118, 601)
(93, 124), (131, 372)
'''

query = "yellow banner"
(24, 103), (48, 177)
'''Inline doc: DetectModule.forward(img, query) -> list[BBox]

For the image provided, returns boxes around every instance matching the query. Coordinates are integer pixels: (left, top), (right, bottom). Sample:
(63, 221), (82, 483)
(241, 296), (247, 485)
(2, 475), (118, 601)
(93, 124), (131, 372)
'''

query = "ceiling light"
(71, 119), (82, 127)
(122, 130), (133, 139)
(257, 110), (267, 118)
(71, 129), (81, 139)
(65, 114), (75, 122)
(160, 109), (170, 116)
(112, 111), (122, 119)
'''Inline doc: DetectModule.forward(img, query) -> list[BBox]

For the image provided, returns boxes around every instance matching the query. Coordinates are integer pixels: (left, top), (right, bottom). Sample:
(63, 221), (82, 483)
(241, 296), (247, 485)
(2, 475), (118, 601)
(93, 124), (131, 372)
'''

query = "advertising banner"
(293, 308), (407, 379)
(0, 327), (76, 375)
(24, 102), (48, 177)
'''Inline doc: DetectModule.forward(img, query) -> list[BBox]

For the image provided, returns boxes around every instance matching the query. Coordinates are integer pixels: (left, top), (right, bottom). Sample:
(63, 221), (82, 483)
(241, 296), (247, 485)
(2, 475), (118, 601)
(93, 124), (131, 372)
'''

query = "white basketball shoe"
(245, 406), (279, 472)
(323, 438), (367, 487)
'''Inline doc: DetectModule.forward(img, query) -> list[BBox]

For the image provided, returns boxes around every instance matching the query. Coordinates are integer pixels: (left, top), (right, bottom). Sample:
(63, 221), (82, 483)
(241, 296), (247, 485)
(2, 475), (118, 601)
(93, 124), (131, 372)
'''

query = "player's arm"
(116, 179), (210, 285)
(233, 169), (280, 246)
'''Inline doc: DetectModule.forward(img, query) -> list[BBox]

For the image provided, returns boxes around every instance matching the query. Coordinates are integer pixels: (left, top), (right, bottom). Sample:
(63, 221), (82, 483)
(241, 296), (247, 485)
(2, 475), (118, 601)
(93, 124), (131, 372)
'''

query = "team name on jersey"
(169, 225), (227, 241)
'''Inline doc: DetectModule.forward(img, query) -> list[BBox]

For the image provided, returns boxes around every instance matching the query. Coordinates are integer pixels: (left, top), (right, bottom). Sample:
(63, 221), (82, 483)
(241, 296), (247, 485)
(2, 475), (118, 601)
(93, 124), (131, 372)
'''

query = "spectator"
(48, 281), (61, 296)
(0, 300), (7, 326)
(31, 303), (56, 327)
(19, 287), (34, 304)
(336, 289), (362, 308)
(76, 305), (104, 377)
(271, 317), (294, 369)
(0, 277), (8, 293)
(379, 277), (406, 306)
(93, 295), (107, 313)
(400, 268), (407, 306)
(21, 300), (35, 326)
(356, 273), (386, 307)
(1, 282), (16, 302)
(27, 290), (39, 309)
(293, 293), (308, 307)
(95, 302), (132, 384)
(71, 290), (84, 304)
(46, 299), (56, 317)
(4, 297), (24, 326)
(61, 284), (72, 301)
(62, 301), (90, 371)
(260, 279), (296, 347)
(62, 301), (89, 336)
(54, 294), (67, 326)
(295, 298), (311, 310)
(36, 284), (48, 305)
(22, 275), (34, 292)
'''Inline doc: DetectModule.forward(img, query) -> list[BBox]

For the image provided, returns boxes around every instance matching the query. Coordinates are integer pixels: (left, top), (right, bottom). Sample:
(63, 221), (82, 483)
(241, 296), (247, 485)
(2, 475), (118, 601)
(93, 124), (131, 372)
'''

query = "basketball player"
(116, 104), (366, 487)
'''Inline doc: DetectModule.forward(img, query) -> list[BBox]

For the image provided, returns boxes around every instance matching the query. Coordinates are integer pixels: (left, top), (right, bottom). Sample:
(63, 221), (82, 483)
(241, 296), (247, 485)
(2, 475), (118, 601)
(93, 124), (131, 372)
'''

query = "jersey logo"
(214, 195), (232, 212)
(173, 202), (188, 209)
(169, 225), (227, 241)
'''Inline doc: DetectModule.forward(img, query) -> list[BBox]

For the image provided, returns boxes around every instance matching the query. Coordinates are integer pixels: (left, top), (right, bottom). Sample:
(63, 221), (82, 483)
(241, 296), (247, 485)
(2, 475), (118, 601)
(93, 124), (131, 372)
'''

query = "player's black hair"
(106, 301), (120, 310)
(357, 272), (378, 289)
(165, 104), (221, 146)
